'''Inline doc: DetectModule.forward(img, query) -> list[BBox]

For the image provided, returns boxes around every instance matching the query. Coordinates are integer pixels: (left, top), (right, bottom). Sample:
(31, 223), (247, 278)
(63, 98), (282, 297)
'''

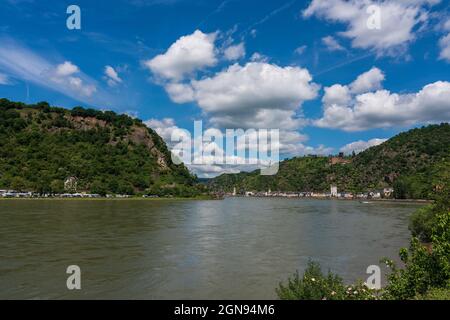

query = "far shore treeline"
(0, 98), (449, 200)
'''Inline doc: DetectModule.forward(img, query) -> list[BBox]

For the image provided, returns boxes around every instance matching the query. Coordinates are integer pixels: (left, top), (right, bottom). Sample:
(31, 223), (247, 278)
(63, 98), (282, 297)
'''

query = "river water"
(0, 198), (422, 299)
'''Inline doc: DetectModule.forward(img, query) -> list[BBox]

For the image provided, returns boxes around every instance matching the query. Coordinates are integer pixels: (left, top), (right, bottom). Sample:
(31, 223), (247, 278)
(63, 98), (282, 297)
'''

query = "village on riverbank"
(225, 185), (399, 201)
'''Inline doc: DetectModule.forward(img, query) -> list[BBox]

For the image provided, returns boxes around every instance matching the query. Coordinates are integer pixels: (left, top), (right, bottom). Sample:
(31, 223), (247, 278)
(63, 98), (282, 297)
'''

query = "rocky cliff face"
(128, 125), (169, 170)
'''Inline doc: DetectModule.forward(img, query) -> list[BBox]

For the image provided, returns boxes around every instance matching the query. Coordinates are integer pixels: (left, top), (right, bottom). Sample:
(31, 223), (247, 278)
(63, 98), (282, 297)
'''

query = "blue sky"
(0, 0), (450, 177)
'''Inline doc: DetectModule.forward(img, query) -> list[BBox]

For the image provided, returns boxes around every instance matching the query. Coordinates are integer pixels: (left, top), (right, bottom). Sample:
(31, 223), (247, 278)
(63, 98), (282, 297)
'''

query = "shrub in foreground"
(382, 207), (450, 300)
(276, 261), (377, 300)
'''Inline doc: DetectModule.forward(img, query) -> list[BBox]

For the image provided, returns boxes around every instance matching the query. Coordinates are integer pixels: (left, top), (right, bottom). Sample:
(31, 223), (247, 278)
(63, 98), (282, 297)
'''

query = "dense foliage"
(209, 124), (450, 199)
(0, 99), (200, 196)
(409, 174), (450, 242)
(382, 210), (449, 299)
(276, 261), (378, 300)
(381, 179), (450, 299)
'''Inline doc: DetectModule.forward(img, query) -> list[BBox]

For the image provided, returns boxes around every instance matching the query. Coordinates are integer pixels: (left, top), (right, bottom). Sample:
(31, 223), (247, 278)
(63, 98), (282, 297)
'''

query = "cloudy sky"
(0, 0), (450, 177)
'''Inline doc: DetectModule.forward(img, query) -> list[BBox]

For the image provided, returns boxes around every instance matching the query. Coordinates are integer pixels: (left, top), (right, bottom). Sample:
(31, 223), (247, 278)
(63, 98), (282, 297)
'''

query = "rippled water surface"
(0, 198), (422, 299)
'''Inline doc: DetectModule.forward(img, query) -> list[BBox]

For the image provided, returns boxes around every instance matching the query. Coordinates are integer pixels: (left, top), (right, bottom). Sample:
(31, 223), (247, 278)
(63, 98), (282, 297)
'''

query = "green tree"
(10, 177), (27, 192)
(50, 179), (64, 194)
(90, 180), (108, 196)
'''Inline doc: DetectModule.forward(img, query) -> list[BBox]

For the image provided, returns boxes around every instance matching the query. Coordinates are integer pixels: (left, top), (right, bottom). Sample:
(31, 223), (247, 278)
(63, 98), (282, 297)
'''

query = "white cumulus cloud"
(323, 84), (352, 106)
(223, 42), (246, 61)
(322, 67), (384, 107)
(315, 68), (450, 131)
(340, 138), (388, 155)
(189, 62), (319, 129)
(164, 82), (195, 104)
(303, 0), (439, 56)
(349, 67), (385, 94)
(250, 52), (269, 62)
(55, 61), (79, 77)
(104, 65), (123, 86)
(144, 30), (218, 81)
(294, 45), (307, 55)
(322, 35), (346, 51)
(50, 61), (96, 97)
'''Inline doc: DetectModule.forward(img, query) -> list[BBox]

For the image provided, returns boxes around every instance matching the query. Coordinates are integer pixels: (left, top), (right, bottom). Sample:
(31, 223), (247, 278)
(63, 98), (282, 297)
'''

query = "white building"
(331, 185), (338, 197)
(64, 176), (78, 192)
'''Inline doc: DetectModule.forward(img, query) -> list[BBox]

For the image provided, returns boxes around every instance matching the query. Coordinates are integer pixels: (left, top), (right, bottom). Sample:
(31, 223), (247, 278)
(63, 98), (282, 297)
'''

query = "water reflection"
(0, 198), (421, 299)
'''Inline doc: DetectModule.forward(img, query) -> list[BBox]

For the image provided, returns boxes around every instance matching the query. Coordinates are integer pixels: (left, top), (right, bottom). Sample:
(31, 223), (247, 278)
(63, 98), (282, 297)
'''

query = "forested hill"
(208, 123), (450, 199)
(0, 99), (200, 196)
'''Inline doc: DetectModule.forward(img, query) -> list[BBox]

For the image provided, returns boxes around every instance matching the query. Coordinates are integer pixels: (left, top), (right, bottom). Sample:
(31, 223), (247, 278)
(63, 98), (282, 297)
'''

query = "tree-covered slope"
(0, 99), (199, 196)
(340, 124), (450, 197)
(209, 123), (450, 199)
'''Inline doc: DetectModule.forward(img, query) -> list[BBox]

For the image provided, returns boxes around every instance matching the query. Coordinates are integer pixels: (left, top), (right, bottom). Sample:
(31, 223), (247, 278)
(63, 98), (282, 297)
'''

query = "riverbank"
(226, 195), (433, 204)
(0, 195), (430, 204)
(0, 195), (219, 201)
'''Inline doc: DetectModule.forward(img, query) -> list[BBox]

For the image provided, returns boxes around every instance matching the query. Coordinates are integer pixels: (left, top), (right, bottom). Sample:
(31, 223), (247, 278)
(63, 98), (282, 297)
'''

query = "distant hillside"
(208, 124), (450, 199)
(0, 99), (200, 196)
